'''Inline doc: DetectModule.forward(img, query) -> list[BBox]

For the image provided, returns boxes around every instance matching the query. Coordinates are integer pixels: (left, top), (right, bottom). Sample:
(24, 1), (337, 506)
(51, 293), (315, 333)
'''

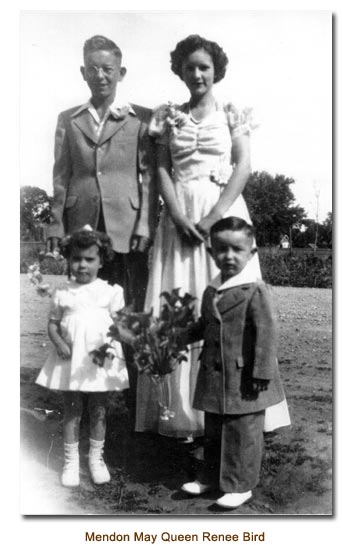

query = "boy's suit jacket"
(188, 281), (285, 415)
(47, 103), (157, 253)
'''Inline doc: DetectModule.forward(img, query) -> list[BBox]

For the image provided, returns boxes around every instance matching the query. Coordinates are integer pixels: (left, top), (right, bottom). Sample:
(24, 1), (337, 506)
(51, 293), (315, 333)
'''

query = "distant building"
(280, 234), (290, 249)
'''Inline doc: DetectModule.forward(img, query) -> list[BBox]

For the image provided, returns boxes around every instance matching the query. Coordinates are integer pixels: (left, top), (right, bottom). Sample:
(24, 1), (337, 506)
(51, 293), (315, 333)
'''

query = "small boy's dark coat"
(187, 281), (285, 415)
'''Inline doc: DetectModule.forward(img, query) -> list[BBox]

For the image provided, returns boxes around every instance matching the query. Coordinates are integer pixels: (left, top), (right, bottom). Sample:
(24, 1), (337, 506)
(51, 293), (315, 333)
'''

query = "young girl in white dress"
(36, 228), (128, 487)
(135, 35), (290, 440)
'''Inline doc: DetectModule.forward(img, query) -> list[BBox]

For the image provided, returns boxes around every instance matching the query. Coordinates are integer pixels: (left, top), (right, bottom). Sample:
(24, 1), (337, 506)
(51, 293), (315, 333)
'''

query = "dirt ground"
(20, 275), (332, 515)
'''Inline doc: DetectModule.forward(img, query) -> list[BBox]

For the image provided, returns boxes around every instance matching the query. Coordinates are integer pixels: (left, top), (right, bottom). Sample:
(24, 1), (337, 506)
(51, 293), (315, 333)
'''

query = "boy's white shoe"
(181, 480), (211, 495)
(216, 490), (252, 508)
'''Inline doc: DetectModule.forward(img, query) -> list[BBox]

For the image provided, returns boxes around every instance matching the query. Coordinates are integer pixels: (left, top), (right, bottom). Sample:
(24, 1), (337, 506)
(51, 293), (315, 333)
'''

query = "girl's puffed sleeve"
(224, 103), (259, 140)
(148, 104), (170, 145)
(48, 289), (63, 323)
(109, 285), (125, 319)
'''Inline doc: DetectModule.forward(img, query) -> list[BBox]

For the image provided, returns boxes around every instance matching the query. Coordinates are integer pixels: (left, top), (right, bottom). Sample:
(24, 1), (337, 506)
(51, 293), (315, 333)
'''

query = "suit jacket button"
(214, 359), (221, 370)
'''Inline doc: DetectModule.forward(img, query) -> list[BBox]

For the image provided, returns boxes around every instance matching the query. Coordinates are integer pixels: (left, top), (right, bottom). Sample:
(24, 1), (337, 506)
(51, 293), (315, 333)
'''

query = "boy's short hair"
(83, 35), (122, 62)
(210, 216), (255, 242)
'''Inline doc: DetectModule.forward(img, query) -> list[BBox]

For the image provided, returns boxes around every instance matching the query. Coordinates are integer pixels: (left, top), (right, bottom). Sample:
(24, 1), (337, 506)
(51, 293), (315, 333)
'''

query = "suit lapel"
(72, 113), (98, 145)
(204, 287), (222, 321)
(98, 117), (130, 145)
(72, 111), (131, 145)
(215, 286), (248, 315)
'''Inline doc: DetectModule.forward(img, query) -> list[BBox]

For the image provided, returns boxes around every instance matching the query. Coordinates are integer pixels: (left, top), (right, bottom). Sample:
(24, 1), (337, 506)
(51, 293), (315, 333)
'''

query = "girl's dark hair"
(170, 34), (229, 83)
(60, 228), (114, 265)
(210, 216), (255, 241)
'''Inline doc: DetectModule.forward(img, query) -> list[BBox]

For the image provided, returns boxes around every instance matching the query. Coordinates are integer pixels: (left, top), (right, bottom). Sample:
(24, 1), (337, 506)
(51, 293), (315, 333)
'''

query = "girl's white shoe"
(88, 438), (110, 485)
(216, 490), (252, 508)
(181, 480), (211, 495)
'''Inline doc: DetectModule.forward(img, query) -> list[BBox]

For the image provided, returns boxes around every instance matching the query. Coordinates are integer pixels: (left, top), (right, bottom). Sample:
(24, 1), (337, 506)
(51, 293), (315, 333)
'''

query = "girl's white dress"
(135, 101), (289, 437)
(36, 278), (129, 392)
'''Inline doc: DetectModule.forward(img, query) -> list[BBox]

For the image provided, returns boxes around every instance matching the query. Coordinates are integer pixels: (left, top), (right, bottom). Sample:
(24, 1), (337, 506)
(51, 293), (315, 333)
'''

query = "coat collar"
(209, 260), (261, 317)
(215, 286), (250, 316)
(71, 100), (136, 145)
(72, 100), (136, 120)
(210, 257), (261, 292)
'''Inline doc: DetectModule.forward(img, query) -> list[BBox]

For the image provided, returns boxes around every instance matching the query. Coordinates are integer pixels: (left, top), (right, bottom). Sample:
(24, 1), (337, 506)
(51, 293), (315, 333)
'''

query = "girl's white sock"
(62, 441), (79, 487)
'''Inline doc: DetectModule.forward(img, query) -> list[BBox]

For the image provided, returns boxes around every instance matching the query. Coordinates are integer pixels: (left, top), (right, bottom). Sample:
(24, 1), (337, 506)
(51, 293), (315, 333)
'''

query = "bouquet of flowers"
(90, 289), (196, 421)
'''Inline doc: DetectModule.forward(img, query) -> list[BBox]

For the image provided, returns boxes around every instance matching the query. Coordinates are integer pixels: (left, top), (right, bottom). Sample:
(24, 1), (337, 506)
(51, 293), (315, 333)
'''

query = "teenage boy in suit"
(47, 35), (158, 423)
(180, 216), (288, 509)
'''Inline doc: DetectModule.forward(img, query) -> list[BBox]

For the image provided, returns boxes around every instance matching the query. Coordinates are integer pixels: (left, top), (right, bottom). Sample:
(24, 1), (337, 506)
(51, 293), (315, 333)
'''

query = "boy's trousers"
(200, 410), (265, 493)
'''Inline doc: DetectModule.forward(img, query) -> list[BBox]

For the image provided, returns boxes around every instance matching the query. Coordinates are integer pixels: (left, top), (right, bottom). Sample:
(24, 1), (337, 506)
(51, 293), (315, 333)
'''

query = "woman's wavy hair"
(60, 228), (114, 266)
(170, 34), (229, 83)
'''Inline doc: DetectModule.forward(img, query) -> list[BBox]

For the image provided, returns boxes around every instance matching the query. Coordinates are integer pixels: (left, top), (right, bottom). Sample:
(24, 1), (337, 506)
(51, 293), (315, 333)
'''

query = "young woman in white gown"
(135, 35), (290, 439)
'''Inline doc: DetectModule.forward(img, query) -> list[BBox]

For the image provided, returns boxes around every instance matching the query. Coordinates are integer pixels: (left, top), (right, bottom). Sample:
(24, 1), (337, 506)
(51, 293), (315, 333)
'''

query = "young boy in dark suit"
(181, 216), (289, 509)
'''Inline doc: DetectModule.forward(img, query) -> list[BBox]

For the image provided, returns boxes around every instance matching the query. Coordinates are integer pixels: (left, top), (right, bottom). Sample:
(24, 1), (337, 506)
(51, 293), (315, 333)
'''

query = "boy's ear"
(80, 66), (86, 81)
(248, 247), (258, 260)
(119, 66), (127, 81)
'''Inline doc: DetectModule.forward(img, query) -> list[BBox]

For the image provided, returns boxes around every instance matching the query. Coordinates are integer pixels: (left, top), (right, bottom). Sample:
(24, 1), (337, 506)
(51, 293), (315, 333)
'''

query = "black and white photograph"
(19, 10), (332, 519)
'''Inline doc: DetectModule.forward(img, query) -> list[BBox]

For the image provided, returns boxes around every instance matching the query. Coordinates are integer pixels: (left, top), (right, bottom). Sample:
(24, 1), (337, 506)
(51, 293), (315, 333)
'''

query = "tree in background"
(292, 213), (332, 248)
(20, 186), (51, 241)
(321, 212), (333, 248)
(243, 171), (306, 246)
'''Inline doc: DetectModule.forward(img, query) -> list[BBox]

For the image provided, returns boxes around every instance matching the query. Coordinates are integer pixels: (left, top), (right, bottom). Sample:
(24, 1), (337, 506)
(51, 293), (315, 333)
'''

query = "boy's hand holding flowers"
(252, 378), (269, 393)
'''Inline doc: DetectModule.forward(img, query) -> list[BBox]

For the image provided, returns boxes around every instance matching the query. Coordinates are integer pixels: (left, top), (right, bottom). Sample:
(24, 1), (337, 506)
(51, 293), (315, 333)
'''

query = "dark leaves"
(89, 343), (113, 367)
(91, 289), (196, 376)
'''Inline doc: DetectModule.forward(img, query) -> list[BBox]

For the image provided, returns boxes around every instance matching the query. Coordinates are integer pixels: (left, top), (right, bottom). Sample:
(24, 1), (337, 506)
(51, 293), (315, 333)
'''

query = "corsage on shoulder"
(149, 102), (188, 137)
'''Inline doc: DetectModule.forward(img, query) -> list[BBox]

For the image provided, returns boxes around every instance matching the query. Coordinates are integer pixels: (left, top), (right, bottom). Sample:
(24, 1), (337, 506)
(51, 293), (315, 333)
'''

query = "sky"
(20, 10), (332, 221)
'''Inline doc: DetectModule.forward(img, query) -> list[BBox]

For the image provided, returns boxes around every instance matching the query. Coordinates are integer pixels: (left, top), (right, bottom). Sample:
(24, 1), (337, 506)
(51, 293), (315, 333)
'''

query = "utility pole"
(313, 182), (320, 255)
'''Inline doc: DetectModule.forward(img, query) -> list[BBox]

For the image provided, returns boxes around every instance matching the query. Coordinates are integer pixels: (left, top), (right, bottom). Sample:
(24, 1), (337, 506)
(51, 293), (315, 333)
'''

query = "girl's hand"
(55, 339), (72, 360)
(173, 214), (205, 245)
(196, 213), (222, 240)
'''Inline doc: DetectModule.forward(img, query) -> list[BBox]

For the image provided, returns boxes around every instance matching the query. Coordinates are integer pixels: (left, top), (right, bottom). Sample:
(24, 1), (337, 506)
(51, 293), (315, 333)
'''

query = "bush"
(20, 244), (67, 275)
(20, 242), (332, 288)
(259, 251), (332, 288)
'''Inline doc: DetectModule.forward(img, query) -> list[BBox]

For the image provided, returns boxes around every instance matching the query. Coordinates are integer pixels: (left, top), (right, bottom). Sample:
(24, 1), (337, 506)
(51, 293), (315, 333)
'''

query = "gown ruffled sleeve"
(224, 103), (259, 140)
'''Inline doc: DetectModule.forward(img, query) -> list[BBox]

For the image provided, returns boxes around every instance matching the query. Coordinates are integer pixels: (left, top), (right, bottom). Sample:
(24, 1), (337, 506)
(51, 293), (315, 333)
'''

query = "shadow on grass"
(20, 367), (332, 514)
